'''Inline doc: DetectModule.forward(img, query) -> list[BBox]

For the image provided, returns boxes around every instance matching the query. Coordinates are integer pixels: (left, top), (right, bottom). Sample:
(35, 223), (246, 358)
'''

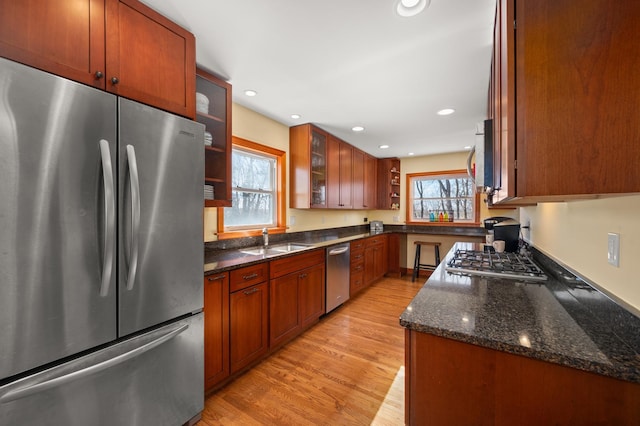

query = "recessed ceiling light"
(408, 152), (415, 156)
(244, 89), (257, 97)
(437, 108), (456, 116)
(464, 145), (472, 150)
(396, 0), (430, 17)
(379, 145), (390, 149)
(352, 126), (365, 132)
(291, 114), (301, 119)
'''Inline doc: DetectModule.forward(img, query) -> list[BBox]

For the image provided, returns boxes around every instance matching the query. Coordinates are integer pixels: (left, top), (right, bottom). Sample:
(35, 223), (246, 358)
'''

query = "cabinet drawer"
(270, 249), (324, 279)
(350, 240), (365, 252)
(350, 261), (364, 275)
(365, 235), (386, 248)
(230, 262), (269, 292)
(350, 271), (365, 297)
(350, 251), (364, 265)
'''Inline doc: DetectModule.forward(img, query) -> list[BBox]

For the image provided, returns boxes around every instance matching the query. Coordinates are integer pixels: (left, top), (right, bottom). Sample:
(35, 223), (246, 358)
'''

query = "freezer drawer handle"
(0, 323), (189, 404)
(99, 139), (115, 297)
(125, 145), (141, 290)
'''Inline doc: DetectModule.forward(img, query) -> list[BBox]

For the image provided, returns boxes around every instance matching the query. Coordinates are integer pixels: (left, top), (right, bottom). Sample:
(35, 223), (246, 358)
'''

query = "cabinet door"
(364, 246), (376, 286)
(514, 0), (640, 197)
(363, 154), (377, 209)
(270, 273), (300, 348)
(0, 0), (105, 89)
(105, 0), (195, 118)
(491, 0), (516, 203)
(299, 263), (326, 329)
(352, 149), (365, 209)
(204, 274), (229, 391)
(230, 282), (269, 374)
(198, 68), (232, 207)
(327, 136), (353, 208)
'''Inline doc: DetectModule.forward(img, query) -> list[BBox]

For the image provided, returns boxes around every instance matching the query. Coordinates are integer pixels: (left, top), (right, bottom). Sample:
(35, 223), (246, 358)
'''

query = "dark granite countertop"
(400, 242), (640, 384)
(204, 224), (485, 275)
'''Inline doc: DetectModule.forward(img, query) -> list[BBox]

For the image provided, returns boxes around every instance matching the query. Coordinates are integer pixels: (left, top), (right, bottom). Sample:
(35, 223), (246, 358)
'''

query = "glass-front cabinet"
(290, 124), (328, 208)
(196, 68), (232, 207)
(310, 130), (327, 207)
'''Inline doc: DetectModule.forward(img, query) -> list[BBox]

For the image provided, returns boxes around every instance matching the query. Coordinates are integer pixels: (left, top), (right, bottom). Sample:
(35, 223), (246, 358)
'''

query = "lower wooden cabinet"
(204, 273), (229, 392)
(229, 281), (269, 374)
(364, 234), (387, 286)
(350, 240), (366, 297)
(405, 330), (640, 425)
(270, 249), (325, 349)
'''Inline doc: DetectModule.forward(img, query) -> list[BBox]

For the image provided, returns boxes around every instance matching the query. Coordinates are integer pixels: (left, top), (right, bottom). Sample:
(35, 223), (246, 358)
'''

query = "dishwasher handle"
(328, 246), (349, 256)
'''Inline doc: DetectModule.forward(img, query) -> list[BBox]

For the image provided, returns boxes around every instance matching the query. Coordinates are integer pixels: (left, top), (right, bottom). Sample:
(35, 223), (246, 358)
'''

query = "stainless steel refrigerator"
(0, 57), (204, 425)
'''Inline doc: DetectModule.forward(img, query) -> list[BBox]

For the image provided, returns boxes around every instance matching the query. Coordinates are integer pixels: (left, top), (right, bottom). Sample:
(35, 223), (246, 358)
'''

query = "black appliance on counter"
(484, 216), (521, 253)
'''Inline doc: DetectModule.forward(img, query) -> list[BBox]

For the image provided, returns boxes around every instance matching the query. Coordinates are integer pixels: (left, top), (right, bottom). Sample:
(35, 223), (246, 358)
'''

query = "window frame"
(216, 136), (286, 240)
(405, 169), (480, 226)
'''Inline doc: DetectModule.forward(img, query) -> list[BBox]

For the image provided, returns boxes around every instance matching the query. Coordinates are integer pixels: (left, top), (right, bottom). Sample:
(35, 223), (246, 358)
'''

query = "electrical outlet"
(290, 216), (296, 226)
(393, 215), (399, 223)
(607, 233), (620, 267)
(363, 217), (368, 223)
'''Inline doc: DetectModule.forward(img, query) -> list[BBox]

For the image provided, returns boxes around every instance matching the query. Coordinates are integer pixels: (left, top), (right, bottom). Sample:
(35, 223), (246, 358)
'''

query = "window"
(217, 137), (286, 239)
(406, 169), (479, 225)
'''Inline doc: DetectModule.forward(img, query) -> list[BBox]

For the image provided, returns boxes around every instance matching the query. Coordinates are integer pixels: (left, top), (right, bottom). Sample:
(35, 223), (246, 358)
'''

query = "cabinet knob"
(111, 77), (119, 85)
(95, 71), (104, 79)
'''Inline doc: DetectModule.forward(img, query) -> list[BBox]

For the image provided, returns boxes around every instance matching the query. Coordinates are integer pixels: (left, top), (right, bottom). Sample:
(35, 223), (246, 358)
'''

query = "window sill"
(217, 226), (287, 240)
(405, 221), (481, 227)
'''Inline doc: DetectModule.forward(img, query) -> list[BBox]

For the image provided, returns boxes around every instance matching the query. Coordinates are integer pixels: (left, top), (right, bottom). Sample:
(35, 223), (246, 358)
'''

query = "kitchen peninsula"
(401, 242), (640, 425)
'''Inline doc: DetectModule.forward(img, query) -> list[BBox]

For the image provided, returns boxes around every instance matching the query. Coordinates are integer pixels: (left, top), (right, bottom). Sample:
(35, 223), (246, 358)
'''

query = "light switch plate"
(607, 233), (620, 267)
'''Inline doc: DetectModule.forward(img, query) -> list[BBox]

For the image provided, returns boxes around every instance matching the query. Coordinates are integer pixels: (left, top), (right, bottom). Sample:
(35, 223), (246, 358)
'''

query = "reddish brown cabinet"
(203, 273), (229, 392)
(406, 330), (640, 425)
(350, 240), (366, 297)
(490, 0), (640, 204)
(327, 136), (353, 209)
(269, 249), (325, 349)
(352, 149), (378, 209)
(197, 68), (232, 207)
(0, 0), (195, 118)
(229, 264), (269, 374)
(364, 235), (388, 286)
(290, 124), (329, 208)
(377, 158), (400, 210)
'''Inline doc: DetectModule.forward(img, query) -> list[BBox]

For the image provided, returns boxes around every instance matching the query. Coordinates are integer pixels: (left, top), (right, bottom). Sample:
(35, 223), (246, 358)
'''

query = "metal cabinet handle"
(242, 273), (258, 281)
(208, 274), (226, 282)
(95, 71), (104, 79)
(299, 273), (308, 279)
(125, 145), (141, 291)
(111, 77), (119, 85)
(98, 140), (115, 297)
(243, 287), (259, 295)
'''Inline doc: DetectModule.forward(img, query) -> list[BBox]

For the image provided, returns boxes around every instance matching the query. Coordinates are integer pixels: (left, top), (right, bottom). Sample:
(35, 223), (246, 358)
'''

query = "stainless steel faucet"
(262, 228), (269, 247)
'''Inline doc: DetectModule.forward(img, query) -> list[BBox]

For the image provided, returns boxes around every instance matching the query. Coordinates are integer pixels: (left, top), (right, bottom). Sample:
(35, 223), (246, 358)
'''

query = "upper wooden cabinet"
(197, 68), (232, 207)
(352, 149), (377, 209)
(327, 136), (353, 209)
(377, 158), (401, 210)
(290, 124), (328, 208)
(490, 0), (640, 204)
(290, 123), (378, 210)
(0, 0), (196, 119)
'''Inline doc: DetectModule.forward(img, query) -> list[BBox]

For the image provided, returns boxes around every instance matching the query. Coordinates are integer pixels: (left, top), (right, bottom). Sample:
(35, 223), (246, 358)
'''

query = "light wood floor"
(199, 275), (424, 426)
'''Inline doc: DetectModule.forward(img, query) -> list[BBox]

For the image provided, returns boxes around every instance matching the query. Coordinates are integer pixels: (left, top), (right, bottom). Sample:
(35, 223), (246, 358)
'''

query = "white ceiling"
(141, 0), (496, 159)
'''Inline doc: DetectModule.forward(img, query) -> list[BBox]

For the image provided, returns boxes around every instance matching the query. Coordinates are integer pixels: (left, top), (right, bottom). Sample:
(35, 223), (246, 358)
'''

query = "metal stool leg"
(412, 244), (421, 282)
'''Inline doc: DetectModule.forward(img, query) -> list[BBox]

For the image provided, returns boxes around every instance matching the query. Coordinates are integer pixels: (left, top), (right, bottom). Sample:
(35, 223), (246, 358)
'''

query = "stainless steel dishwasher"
(326, 243), (351, 313)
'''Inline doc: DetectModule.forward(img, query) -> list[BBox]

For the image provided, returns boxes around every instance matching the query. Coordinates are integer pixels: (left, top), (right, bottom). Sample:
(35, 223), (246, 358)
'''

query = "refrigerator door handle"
(125, 144), (141, 290)
(99, 139), (115, 297)
(0, 323), (189, 404)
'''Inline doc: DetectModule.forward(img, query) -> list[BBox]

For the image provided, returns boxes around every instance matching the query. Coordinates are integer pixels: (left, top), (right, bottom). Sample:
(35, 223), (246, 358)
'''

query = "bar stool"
(412, 241), (441, 282)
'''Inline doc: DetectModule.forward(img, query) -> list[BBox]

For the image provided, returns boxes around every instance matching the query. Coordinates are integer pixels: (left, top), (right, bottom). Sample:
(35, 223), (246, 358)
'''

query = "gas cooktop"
(445, 248), (548, 281)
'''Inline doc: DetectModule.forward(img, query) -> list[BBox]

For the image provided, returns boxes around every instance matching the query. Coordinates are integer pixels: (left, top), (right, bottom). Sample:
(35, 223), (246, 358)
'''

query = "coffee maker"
(484, 216), (521, 252)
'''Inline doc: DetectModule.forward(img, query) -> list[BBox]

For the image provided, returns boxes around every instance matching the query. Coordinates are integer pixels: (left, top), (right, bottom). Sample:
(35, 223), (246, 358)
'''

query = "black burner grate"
(446, 249), (548, 281)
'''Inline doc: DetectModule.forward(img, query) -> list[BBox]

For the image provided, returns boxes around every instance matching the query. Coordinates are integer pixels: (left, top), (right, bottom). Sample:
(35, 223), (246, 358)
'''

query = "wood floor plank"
(200, 276), (423, 425)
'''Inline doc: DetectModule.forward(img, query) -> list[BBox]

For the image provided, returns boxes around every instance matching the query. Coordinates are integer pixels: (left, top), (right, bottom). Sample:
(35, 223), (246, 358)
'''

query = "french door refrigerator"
(0, 57), (204, 425)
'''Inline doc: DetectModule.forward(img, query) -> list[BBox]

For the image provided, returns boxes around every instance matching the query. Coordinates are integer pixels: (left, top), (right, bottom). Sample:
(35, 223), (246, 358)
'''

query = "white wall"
(520, 195), (640, 312)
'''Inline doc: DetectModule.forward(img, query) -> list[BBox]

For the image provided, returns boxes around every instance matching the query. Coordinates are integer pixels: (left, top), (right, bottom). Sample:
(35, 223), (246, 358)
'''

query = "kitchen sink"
(240, 243), (312, 257)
